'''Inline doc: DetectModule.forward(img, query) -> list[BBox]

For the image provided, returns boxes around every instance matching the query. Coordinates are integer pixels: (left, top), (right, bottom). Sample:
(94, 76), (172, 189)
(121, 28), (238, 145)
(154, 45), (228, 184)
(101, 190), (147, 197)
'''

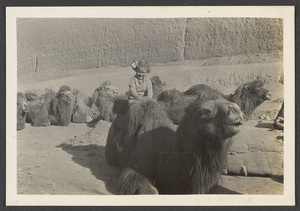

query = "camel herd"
(17, 75), (272, 195)
(17, 80), (119, 130)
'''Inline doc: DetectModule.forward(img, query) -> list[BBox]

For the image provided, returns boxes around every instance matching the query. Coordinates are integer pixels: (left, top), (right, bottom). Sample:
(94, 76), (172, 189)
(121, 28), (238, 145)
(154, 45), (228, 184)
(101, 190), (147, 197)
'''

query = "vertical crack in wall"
(181, 18), (189, 61)
(97, 53), (100, 68)
(34, 56), (38, 72)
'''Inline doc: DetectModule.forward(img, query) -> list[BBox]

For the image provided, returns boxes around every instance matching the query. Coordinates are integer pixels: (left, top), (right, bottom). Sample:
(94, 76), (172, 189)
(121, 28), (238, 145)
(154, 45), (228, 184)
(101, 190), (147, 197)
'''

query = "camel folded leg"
(118, 167), (158, 195)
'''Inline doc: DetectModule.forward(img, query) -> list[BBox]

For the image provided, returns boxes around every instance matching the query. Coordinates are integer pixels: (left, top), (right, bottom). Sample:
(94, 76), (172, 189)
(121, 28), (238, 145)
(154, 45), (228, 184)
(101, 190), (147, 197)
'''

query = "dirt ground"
(16, 58), (284, 196)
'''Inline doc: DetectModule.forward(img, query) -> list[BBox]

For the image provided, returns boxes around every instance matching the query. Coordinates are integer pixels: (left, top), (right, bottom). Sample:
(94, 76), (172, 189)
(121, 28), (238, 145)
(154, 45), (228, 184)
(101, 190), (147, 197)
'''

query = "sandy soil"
(16, 60), (284, 195)
(17, 122), (283, 195)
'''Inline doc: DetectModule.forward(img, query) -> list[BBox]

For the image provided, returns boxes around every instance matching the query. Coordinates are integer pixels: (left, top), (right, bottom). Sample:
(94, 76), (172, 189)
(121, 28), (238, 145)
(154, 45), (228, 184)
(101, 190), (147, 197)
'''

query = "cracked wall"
(17, 18), (283, 77)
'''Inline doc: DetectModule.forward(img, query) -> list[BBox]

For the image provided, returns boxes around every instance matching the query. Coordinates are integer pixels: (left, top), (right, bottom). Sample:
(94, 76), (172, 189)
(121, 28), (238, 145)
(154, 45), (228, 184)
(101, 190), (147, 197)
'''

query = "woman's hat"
(132, 60), (151, 73)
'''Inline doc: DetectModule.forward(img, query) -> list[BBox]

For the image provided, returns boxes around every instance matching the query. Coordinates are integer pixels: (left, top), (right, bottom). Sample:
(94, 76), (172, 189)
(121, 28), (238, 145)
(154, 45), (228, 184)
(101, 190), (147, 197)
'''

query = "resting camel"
(105, 97), (244, 194)
(157, 80), (271, 124)
(88, 81), (119, 122)
(17, 92), (29, 130)
(48, 86), (74, 126)
(24, 89), (56, 127)
(150, 76), (167, 100)
(71, 88), (90, 123)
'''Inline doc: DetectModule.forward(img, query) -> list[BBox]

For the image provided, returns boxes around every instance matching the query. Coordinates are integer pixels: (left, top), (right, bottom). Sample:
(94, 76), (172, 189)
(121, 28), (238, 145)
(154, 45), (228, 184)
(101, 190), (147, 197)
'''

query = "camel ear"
(91, 91), (98, 104)
(185, 104), (199, 117)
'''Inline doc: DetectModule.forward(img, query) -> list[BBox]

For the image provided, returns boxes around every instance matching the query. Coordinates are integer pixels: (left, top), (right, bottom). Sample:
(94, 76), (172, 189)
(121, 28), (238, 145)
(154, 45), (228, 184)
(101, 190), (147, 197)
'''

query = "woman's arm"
(129, 78), (139, 99)
(145, 77), (153, 98)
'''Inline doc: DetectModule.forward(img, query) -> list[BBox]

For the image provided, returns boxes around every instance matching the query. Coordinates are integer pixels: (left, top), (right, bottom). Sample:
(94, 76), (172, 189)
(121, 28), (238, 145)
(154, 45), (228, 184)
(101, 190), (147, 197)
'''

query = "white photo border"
(6, 6), (295, 206)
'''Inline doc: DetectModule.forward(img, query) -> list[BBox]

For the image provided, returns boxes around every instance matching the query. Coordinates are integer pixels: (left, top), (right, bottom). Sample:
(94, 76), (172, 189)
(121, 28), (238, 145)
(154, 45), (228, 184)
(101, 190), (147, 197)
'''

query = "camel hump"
(112, 95), (130, 115)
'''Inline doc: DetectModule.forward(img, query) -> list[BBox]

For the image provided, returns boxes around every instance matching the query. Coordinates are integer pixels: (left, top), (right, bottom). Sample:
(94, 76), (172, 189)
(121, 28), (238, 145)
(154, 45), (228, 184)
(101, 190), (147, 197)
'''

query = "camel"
(157, 80), (271, 124)
(105, 97), (244, 194)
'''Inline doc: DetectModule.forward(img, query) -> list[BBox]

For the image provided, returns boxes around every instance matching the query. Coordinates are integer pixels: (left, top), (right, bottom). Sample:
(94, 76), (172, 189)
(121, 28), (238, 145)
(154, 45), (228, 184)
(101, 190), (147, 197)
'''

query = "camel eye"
(201, 109), (211, 117)
(254, 89), (260, 94)
(228, 107), (237, 115)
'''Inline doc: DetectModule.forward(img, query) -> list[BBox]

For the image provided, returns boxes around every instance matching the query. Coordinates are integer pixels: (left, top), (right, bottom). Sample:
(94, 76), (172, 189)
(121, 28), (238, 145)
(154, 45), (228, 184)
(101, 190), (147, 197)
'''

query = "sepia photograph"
(6, 6), (295, 206)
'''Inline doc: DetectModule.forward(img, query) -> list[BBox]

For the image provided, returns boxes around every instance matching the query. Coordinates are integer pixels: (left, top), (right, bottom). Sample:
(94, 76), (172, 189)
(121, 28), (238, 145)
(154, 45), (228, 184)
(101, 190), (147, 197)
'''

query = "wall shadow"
(210, 185), (241, 194)
(255, 122), (274, 129)
(271, 175), (284, 184)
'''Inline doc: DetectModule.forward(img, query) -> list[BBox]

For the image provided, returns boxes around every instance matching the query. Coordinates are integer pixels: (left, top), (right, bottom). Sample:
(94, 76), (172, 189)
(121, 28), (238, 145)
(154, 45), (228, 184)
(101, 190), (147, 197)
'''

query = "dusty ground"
(16, 58), (284, 196)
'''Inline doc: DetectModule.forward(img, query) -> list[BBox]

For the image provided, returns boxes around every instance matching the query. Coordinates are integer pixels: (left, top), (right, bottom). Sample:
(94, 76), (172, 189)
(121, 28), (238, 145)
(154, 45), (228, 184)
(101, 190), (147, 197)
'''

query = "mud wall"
(17, 18), (283, 76)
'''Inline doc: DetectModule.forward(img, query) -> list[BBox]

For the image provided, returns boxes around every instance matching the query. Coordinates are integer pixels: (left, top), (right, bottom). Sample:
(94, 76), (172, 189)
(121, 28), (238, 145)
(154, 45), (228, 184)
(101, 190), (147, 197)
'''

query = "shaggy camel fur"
(105, 97), (244, 194)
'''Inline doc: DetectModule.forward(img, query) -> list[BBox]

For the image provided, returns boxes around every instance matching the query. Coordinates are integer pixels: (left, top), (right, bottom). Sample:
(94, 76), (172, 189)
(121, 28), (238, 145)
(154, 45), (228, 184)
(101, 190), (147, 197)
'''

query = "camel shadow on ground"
(276, 135), (284, 141)
(57, 143), (121, 194)
(86, 120), (100, 128)
(210, 185), (241, 194)
(254, 122), (283, 132)
(255, 122), (274, 129)
(57, 143), (241, 195)
(271, 175), (284, 184)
